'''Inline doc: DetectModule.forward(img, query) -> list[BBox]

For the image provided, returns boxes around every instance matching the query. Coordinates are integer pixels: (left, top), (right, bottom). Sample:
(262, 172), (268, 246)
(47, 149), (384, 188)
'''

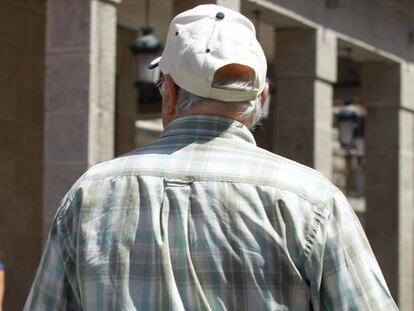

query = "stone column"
(362, 62), (414, 309)
(173, 0), (240, 15)
(43, 0), (121, 236)
(273, 28), (337, 179)
(0, 2), (47, 309)
(115, 26), (137, 156)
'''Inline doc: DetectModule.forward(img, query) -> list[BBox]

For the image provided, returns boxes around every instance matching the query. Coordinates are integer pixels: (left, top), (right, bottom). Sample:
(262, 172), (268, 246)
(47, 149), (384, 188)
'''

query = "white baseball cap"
(149, 4), (267, 102)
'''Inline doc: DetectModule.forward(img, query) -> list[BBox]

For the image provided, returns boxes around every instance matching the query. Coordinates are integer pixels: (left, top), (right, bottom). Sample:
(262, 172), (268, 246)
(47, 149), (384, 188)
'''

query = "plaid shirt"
(25, 115), (397, 310)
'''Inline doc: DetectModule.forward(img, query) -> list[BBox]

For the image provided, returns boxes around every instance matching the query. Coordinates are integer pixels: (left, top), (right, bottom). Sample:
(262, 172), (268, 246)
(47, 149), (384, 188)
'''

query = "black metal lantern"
(336, 100), (366, 155)
(335, 101), (366, 197)
(130, 0), (162, 104)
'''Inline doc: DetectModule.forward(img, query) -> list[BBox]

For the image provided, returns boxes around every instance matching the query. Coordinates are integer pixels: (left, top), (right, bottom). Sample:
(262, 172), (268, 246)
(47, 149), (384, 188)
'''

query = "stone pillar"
(0, 2), (47, 309)
(88, 0), (119, 165)
(115, 25), (137, 156)
(215, 0), (240, 11)
(173, 0), (240, 15)
(362, 62), (414, 309)
(43, 0), (120, 236)
(273, 28), (337, 179)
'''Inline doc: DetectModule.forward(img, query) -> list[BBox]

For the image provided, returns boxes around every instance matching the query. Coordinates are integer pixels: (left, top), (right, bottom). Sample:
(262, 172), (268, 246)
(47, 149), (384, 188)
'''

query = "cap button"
(216, 12), (225, 20)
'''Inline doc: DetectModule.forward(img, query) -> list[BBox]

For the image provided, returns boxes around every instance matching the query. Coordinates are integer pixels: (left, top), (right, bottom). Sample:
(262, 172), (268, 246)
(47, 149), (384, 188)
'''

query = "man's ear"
(163, 74), (178, 114)
(260, 82), (270, 107)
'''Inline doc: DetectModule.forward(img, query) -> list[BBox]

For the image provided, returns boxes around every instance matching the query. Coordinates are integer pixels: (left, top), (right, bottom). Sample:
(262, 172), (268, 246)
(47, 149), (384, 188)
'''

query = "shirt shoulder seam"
(303, 193), (335, 258)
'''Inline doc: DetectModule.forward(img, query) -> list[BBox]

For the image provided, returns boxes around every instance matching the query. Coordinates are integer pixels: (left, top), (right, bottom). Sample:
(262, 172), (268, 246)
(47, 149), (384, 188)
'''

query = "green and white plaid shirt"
(25, 115), (397, 310)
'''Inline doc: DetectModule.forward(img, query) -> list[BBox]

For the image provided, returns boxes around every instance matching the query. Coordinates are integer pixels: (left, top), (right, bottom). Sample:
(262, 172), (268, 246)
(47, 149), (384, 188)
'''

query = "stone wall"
(269, 0), (414, 62)
(0, 0), (46, 310)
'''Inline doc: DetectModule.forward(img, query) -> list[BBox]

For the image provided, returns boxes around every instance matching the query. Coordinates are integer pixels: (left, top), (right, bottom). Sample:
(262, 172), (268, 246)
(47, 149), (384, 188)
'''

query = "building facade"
(1, 0), (413, 309)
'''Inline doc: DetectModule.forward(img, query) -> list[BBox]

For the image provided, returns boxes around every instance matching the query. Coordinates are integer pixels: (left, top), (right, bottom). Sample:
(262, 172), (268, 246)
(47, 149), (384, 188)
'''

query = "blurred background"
(1, 0), (414, 309)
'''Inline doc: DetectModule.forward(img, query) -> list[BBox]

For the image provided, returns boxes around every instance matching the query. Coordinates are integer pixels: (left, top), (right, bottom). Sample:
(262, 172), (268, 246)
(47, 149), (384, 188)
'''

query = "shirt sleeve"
(24, 195), (82, 311)
(304, 189), (399, 310)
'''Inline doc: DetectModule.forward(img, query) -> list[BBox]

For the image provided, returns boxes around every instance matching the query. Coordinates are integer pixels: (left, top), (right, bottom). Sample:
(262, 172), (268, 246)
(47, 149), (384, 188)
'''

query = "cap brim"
(147, 56), (162, 69)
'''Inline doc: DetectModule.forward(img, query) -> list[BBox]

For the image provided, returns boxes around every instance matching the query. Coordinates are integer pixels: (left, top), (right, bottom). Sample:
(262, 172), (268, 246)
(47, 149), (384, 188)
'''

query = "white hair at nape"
(176, 81), (263, 129)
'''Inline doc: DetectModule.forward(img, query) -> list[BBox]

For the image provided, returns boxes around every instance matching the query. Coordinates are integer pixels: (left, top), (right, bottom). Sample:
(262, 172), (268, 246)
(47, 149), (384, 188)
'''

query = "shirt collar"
(160, 115), (257, 146)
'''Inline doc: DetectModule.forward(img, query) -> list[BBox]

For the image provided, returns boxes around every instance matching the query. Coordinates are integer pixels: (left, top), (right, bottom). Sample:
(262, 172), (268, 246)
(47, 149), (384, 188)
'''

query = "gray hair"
(175, 82), (263, 129)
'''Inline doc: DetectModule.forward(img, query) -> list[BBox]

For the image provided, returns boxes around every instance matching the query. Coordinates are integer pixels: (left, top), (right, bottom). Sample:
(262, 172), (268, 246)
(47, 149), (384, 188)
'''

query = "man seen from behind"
(25, 5), (398, 310)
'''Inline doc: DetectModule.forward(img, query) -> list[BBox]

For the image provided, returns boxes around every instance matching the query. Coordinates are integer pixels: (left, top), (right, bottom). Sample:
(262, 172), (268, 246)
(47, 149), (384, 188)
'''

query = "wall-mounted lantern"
(130, 0), (162, 104)
(335, 47), (365, 156)
(335, 100), (366, 197)
(336, 100), (366, 156)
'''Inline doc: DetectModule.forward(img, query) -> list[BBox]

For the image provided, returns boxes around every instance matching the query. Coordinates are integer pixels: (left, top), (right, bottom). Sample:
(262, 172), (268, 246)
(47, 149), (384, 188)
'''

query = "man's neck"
(175, 101), (253, 128)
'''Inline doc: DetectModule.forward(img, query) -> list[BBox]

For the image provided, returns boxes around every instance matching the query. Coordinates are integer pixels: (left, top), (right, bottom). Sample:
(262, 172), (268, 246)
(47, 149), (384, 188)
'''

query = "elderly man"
(25, 4), (397, 310)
